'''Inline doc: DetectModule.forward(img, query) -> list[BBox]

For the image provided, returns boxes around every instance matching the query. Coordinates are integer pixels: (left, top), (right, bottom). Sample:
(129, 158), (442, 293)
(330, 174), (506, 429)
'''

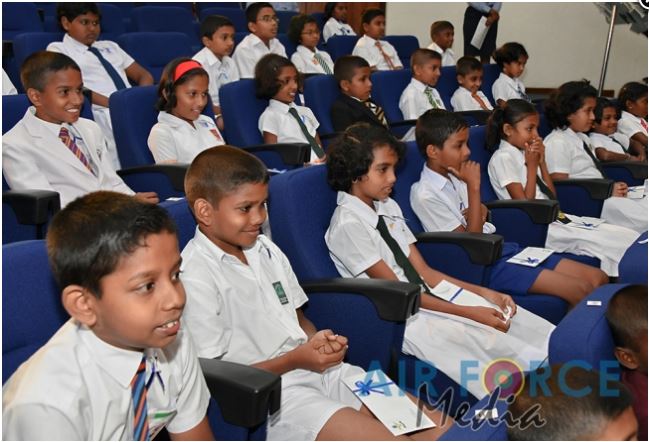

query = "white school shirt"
(451, 86), (493, 111)
(180, 228), (308, 362)
(352, 35), (403, 71)
(232, 34), (287, 78)
(411, 165), (496, 233)
(399, 78), (445, 120)
(258, 99), (321, 161)
(2, 320), (210, 440)
(2, 108), (134, 207)
(544, 128), (603, 179)
(290, 45), (334, 75)
(148, 112), (225, 164)
(192, 48), (240, 107)
(322, 17), (356, 42)
(492, 72), (527, 103)
(588, 132), (630, 155)
(488, 139), (548, 201)
(427, 42), (456, 67)
(2, 68), (16, 95)
(617, 110), (648, 139)
(325, 192), (416, 281)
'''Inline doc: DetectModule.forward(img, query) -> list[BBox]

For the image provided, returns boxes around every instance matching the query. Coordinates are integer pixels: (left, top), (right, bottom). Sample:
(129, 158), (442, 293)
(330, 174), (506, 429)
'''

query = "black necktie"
(535, 175), (571, 223)
(287, 107), (325, 159)
(88, 46), (127, 90)
(582, 141), (606, 177)
(376, 215), (432, 295)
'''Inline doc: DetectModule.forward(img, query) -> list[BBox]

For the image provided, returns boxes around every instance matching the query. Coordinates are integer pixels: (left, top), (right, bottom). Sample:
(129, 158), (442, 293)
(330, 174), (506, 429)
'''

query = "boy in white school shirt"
(352, 8), (403, 72)
(2, 51), (157, 208)
(451, 56), (493, 111)
(47, 2), (154, 170)
(427, 21), (456, 67)
(193, 15), (240, 132)
(180, 146), (450, 441)
(2, 191), (213, 440)
(233, 2), (287, 78)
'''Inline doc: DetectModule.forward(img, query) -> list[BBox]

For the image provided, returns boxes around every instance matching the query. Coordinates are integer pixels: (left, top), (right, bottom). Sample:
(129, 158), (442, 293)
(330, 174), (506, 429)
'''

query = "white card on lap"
(343, 369), (435, 436)
(430, 280), (511, 322)
(506, 247), (554, 267)
(627, 186), (646, 199)
(564, 215), (605, 230)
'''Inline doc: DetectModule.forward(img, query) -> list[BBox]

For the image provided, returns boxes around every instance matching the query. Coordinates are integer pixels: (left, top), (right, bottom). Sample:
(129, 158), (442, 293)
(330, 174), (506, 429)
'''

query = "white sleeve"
(290, 52), (307, 74)
(492, 78), (514, 103)
(544, 135), (573, 174)
(46, 41), (65, 54)
(233, 47), (256, 78)
(352, 42), (379, 69)
(2, 132), (57, 194)
(258, 107), (280, 136)
(3, 404), (84, 440)
(410, 184), (463, 232)
(399, 87), (418, 120)
(326, 218), (383, 277)
(617, 118), (643, 139)
(2, 69), (17, 95)
(148, 123), (180, 163)
(110, 41), (135, 69)
(489, 152), (523, 190)
(323, 19), (336, 42)
(384, 42), (403, 68)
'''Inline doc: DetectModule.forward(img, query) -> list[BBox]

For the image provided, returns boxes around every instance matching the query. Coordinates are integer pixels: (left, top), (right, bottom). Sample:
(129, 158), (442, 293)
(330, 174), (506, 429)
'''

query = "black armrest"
(389, 119), (417, 128)
(415, 232), (503, 266)
(117, 164), (189, 192)
(603, 161), (648, 180)
(485, 199), (559, 224)
(554, 178), (614, 200)
(301, 278), (420, 322)
(199, 358), (281, 428)
(243, 143), (311, 166)
(2, 189), (60, 224)
(456, 110), (491, 125)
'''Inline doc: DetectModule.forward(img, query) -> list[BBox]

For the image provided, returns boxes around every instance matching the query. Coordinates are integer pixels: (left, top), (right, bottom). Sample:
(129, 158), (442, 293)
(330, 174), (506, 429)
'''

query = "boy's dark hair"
(415, 109), (468, 157)
(246, 2), (273, 24)
(334, 55), (369, 84)
(430, 20), (453, 38)
(361, 8), (384, 25)
(324, 2), (339, 21)
(200, 14), (234, 39)
(456, 56), (483, 77)
(593, 96), (618, 125)
(288, 14), (317, 45)
(493, 42), (529, 70)
(544, 80), (597, 129)
(606, 285), (648, 352)
(410, 48), (441, 71)
(507, 364), (633, 440)
(327, 123), (405, 192)
(47, 191), (177, 298)
(21, 50), (81, 92)
(618, 81), (648, 111)
(486, 99), (537, 150)
(254, 53), (300, 99)
(185, 146), (270, 210)
(156, 57), (209, 112)
(56, 2), (100, 25)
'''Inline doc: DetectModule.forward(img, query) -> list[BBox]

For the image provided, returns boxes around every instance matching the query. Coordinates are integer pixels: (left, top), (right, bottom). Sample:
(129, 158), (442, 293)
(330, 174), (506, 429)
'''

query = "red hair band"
(173, 60), (203, 82)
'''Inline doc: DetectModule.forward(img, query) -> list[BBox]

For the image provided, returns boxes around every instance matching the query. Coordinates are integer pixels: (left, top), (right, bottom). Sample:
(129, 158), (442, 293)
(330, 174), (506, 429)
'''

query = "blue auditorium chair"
(2, 3), (44, 41)
(2, 240), (281, 440)
(369, 69), (414, 137)
(199, 7), (247, 31)
(276, 33), (296, 57)
(197, 3), (244, 15)
(383, 35), (419, 68)
(617, 232), (647, 284)
(11, 32), (64, 91)
(116, 32), (194, 82)
(481, 63), (500, 105)
(436, 65), (458, 109)
(131, 6), (200, 49)
(324, 35), (358, 61)
(276, 10), (298, 34)
(96, 3), (127, 41)
(302, 73), (340, 142)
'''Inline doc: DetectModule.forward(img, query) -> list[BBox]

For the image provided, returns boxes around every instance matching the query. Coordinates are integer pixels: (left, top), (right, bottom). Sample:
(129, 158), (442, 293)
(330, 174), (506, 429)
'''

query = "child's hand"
(134, 192), (160, 204)
(304, 155), (327, 167)
(524, 143), (540, 168)
(312, 330), (348, 354)
(528, 138), (546, 164)
(448, 160), (481, 190)
(481, 288), (517, 318)
(293, 332), (347, 372)
(613, 182), (629, 197)
(466, 306), (511, 332)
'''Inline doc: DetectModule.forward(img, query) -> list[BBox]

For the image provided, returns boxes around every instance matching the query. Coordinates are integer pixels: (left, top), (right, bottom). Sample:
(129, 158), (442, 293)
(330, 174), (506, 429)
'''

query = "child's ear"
(62, 285), (98, 327)
(614, 346), (640, 370)
(248, 21), (257, 34)
(425, 144), (438, 160)
(193, 198), (215, 226)
(502, 122), (513, 138)
(362, 22), (369, 34)
(340, 79), (350, 93)
(201, 35), (211, 47)
(60, 16), (71, 32)
(26, 87), (42, 107)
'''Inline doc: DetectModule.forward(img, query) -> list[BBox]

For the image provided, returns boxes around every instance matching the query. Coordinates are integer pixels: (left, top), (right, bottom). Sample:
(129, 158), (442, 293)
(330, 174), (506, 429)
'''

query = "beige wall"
(386, 2), (648, 92)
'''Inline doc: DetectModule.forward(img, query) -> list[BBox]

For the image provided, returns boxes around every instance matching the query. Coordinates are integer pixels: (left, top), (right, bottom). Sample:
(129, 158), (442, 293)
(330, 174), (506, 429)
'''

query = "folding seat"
(116, 32), (194, 82)
(302, 74), (340, 142)
(383, 35), (419, 68)
(2, 240), (281, 440)
(131, 6), (200, 50)
(324, 35), (358, 62)
(199, 7), (247, 32)
(2, 3), (44, 41)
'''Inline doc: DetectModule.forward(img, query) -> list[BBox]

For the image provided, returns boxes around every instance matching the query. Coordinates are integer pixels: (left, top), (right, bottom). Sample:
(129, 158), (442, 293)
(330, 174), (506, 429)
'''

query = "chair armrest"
(2, 190), (61, 224)
(485, 199), (559, 224)
(117, 164), (189, 193)
(602, 161), (648, 180)
(553, 178), (613, 200)
(243, 143), (311, 166)
(455, 110), (491, 125)
(389, 119), (417, 128)
(199, 358), (281, 428)
(301, 278), (420, 322)
(415, 232), (503, 266)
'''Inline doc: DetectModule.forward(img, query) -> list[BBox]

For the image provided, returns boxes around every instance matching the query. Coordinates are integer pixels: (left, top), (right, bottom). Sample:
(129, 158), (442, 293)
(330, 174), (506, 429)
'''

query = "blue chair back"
(303, 74), (340, 137)
(467, 125), (499, 201)
(97, 3), (127, 40)
(383, 35), (419, 68)
(618, 232), (648, 284)
(481, 63), (500, 105)
(436, 65), (458, 109)
(199, 7), (247, 32)
(219, 79), (266, 147)
(234, 31), (249, 47)
(276, 10), (297, 34)
(2, 3), (44, 40)
(3, 94), (93, 136)
(117, 32), (194, 82)
(160, 198), (197, 250)
(369, 69), (412, 123)
(325, 35), (358, 61)
(131, 6), (199, 44)
(276, 33), (296, 57)
(197, 3), (244, 14)
(12, 31), (64, 74)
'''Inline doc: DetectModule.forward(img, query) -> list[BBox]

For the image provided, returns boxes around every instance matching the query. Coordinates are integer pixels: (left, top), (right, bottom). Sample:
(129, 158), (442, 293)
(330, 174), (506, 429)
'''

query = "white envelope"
(506, 247), (554, 267)
(627, 186), (646, 199)
(430, 280), (511, 322)
(343, 369), (435, 436)
(470, 16), (489, 49)
(564, 215), (605, 230)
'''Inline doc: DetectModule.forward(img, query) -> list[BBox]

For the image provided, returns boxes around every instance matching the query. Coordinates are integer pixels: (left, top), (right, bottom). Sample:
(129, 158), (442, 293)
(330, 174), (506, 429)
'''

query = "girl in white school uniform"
(492, 42), (530, 107)
(256, 54), (326, 164)
(325, 123), (555, 399)
(543, 81), (647, 233)
(322, 2), (356, 43)
(617, 81), (648, 153)
(589, 97), (645, 162)
(288, 14), (334, 75)
(487, 99), (639, 277)
(148, 58), (225, 164)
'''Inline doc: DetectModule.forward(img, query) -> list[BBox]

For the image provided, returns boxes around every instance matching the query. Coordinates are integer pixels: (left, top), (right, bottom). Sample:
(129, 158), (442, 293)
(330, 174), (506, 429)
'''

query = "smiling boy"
(352, 8), (403, 71)
(450, 56), (493, 111)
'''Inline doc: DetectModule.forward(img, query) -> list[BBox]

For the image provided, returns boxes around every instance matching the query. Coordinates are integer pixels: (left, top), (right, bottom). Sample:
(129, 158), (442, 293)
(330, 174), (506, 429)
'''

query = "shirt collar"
(498, 72), (517, 87)
(198, 47), (221, 68)
(27, 106), (70, 137)
(249, 33), (276, 49)
(192, 225), (266, 264)
(563, 127), (589, 145)
(63, 33), (92, 52)
(420, 164), (452, 191)
(499, 139), (523, 157)
(429, 42), (442, 53)
(337, 191), (380, 227)
(410, 78), (428, 92)
(269, 98), (296, 113)
(361, 34), (378, 45)
(296, 45), (318, 56)
(621, 110), (641, 123)
(157, 110), (195, 128)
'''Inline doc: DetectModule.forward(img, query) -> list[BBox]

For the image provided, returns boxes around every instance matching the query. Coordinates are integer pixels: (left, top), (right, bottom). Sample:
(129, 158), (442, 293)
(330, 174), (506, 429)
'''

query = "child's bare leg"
(553, 258), (609, 288)
(529, 259), (607, 306)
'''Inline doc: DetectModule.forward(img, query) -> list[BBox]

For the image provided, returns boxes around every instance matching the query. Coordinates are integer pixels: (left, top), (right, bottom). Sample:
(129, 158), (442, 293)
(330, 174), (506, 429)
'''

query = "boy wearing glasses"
(234, 2), (287, 78)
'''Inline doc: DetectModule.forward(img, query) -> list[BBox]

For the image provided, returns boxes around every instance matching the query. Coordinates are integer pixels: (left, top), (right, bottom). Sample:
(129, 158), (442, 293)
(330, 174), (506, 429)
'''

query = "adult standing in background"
(463, 2), (502, 64)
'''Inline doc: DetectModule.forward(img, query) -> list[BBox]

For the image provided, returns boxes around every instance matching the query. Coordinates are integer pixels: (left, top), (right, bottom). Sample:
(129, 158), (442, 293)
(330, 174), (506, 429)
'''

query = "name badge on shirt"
(272, 281), (289, 305)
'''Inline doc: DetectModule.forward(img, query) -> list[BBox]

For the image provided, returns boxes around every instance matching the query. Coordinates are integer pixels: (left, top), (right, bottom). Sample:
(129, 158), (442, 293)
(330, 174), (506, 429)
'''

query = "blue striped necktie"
(88, 46), (127, 90)
(131, 355), (150, 441)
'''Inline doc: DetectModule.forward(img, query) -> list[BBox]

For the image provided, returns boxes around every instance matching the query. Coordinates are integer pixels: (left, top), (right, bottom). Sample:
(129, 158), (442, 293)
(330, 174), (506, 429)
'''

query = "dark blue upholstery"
(97, 3), (127, 41)
(370, 69), (412, 123)
(117, 32), (194, 82)
(160, 198), (197, 250)
(199, 7), (247, 31)
(276, 33), (296, 57)
(325, 35), (358, 61)
(436, 65), (458, 109)
(219, 79), (266, 146)
(618, 231), (647, 284)
(383, 35), (419, 68)
(438, 392), (508, 440)
(481, 63), (500, 105)
(2, 3), (44, 40)
(131, 6), (199, 46)
(12, 32), (65, 92)
(197, 3), (244, 14)
(276, 10), (298, 34)
(303, 74), (340, 138)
